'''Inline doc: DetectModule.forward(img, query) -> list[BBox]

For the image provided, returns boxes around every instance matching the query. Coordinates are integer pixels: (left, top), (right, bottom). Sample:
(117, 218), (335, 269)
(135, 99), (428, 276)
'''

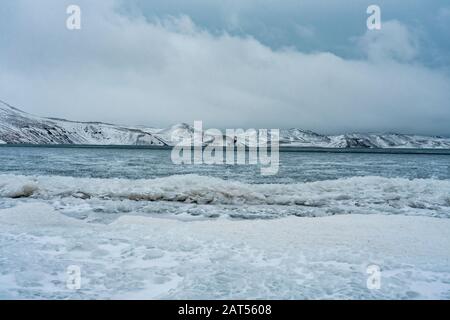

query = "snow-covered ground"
(0, 202), (449, 299)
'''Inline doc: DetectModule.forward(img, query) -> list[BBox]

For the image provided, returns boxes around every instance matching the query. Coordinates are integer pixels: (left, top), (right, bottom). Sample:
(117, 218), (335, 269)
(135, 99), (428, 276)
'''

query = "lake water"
(1, 146), (449, 221)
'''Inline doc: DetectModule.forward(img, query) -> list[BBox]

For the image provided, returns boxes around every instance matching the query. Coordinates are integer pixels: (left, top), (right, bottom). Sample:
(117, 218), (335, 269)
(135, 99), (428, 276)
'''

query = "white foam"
(1, 174), (449, 218)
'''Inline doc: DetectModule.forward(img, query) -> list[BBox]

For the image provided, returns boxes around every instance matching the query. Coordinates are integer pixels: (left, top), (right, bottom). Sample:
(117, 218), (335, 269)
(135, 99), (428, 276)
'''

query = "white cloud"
(1, 0), (450, 135)
(357, 20), (419, 63)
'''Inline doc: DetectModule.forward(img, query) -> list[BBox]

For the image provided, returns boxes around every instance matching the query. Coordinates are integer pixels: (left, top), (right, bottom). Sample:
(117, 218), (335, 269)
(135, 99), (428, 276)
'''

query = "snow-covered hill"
(0, 100), (166, 146)
(1, 99), (450, 149)
(279, 129), (450, 149)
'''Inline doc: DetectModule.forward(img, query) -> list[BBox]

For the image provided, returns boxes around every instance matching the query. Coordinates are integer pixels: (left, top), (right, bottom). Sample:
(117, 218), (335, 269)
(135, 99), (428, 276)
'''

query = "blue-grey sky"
(1, 0), (450, 135)
(126, 0), (450, 68)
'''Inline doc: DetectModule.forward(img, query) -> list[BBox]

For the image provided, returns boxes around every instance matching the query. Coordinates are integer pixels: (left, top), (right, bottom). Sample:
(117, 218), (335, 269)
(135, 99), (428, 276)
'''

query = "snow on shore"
(0, 203), (449, 299)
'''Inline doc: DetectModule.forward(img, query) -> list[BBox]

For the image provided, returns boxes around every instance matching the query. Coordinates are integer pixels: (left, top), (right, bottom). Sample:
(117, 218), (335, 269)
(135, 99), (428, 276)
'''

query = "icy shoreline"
(2, 174), (450, 220)
(1, 203), (449, 299)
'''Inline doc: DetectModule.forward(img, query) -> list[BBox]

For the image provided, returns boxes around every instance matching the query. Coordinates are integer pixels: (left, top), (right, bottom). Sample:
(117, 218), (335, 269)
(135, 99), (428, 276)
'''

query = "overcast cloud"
(1, 0), (449, 135)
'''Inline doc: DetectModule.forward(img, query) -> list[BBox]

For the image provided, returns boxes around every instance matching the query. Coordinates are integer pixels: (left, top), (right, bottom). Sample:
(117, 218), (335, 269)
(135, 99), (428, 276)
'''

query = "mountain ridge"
(1, 100), (450, 149)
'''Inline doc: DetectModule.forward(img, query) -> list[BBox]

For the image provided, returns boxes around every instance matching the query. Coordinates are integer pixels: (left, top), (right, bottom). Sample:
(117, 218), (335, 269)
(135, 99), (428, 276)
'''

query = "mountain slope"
(327, 133), (450, 149)
(0, 100), (166, 146)
(1, 100), (450, 148)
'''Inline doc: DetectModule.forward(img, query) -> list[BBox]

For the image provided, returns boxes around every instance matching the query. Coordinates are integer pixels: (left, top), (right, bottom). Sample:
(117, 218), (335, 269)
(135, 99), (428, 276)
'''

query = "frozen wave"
(1, 174), (449, 219)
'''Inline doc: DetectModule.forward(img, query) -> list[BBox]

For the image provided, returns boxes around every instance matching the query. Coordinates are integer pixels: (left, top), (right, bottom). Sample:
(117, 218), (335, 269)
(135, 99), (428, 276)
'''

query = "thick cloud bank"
(1, 0), (449, 135)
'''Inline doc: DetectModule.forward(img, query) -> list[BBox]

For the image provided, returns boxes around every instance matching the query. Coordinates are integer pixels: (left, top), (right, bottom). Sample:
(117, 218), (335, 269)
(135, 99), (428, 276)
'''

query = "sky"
(0, 0), (449, 135)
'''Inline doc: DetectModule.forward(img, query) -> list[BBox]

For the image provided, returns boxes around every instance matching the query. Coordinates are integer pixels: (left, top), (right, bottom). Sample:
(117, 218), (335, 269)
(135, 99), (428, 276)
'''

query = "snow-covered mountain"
(0, 100), (166, 146)
(279, 129), (450, 149)
(1, 99), (450, 149)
